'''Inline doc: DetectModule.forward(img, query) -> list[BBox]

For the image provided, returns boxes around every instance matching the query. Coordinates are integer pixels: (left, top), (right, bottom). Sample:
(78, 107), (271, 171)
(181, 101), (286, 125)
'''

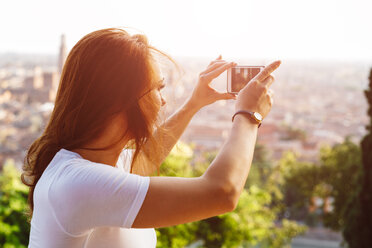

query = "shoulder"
(50, 156), (148, 203)
(52, 158), (126, 191)
(47, 156), (150, 232)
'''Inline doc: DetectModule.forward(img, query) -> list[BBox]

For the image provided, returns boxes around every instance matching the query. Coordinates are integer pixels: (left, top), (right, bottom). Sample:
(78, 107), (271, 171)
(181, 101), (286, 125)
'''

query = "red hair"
(21, 28), (176, 218)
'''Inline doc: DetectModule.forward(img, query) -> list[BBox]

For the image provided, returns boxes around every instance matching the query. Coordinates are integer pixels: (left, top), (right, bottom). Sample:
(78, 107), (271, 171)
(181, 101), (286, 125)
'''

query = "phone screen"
(231, 67), (262, 92)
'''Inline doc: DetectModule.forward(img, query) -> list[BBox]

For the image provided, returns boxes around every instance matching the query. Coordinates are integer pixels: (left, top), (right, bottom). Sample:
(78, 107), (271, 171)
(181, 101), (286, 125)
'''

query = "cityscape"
(167, 56), (369, 162)
(0, 35), (369, 169)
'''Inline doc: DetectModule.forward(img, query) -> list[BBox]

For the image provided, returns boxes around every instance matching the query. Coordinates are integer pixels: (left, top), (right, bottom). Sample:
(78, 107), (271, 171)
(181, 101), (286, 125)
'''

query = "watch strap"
(232, 110), (262, 128)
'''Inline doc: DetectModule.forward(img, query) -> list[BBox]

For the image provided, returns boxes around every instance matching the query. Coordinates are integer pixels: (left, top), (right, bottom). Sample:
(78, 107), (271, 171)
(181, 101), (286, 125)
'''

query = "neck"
(70, 112), (132, 167)
(71, 147), (123, 167)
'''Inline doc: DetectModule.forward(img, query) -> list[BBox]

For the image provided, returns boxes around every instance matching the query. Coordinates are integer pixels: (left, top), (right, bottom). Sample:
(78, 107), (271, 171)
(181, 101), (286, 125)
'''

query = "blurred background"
(1, 0), (371, 247)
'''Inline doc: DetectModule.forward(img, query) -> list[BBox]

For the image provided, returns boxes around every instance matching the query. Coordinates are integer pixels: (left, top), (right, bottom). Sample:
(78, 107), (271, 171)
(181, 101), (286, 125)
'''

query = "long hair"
(21, 28), (177, 219)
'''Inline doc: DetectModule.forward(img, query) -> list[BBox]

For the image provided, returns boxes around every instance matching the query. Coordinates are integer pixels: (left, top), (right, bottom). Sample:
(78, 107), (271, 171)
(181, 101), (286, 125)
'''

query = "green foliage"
(343, 68), (372, 247)
(319, 139), (362, 230)
(156, 142), (306, 248)
(0, 159), (30, 248)
(277, 139), (362, 230)
(156, 222), (199, 248)
(196, 187), (306, 248)
(245, 144), (273, 189)
(159, 142), (194, 178)
(275, 152), (317, 221)
(279, 124), (307, 142)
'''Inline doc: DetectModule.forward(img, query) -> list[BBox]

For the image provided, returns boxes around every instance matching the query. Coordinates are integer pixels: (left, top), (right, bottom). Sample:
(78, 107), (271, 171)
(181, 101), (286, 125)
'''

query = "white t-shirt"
(28, 148), (157, 248)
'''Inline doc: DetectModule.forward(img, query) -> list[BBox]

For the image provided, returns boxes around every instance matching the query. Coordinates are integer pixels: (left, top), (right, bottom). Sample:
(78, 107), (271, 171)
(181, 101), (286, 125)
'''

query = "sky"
(1, 0), (371, 61)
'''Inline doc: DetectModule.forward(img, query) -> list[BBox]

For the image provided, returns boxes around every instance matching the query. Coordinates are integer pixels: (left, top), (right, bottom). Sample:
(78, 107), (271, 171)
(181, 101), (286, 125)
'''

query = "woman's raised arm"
(132, 60), (281, 228)
(132, 56), (237, 176)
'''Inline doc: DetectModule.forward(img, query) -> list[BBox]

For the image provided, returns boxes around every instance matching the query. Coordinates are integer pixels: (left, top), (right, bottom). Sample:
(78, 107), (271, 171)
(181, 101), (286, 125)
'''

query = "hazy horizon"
(1, 51), (371, 65)
(2, 0), (372, 62)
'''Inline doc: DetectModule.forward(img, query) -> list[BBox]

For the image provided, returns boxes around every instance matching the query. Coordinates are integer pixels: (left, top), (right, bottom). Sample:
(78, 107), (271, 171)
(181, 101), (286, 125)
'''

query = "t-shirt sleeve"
(49, 159), (149, 235)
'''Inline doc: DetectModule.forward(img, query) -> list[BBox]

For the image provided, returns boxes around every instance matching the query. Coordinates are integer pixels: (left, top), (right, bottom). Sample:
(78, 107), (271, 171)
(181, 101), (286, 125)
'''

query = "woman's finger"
(207, 55), (223, 66)
(208, 58), (226, 66)
(204, 61), (229, 74)
(261, 75), (275, 88)
(266, 89), (274, 106)
(253, 60), (281, 83)
(219, 92), (237, 100)
(212, 89), (237, 101)
(267, 89), (274, 97)
(208, 60), (226, 67)
(203, 62), (235, 82)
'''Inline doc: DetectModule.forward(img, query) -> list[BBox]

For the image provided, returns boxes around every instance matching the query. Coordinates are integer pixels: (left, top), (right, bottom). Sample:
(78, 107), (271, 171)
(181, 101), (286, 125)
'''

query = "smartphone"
(227, 66), (265, 94)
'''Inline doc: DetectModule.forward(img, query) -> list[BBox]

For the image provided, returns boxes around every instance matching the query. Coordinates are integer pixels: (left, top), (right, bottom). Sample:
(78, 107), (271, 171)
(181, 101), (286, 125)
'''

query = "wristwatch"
(232, 110), (263, 128)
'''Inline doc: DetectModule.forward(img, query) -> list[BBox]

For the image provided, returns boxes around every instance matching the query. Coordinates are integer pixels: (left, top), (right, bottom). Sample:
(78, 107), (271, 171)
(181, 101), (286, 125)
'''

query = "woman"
(22, 28), (280, 247)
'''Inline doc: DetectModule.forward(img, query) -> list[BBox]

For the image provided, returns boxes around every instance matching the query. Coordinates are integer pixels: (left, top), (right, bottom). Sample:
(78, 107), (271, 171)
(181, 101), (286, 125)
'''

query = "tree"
(0, 159), (30, 248)
(343, 68), (372, 247)
(279, 125), (307, 142)
(319, 139), (361, 230)
(245, 143), (274, 189)
(194, 186), (306, 248)
(156, 142), (306, 248)
(277, 151), (319, 223)
(277, 140), (362, 230)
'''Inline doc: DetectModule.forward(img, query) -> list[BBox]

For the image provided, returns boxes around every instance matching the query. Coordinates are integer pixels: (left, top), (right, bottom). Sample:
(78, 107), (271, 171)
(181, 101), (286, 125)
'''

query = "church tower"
(58, 34), (67, 75)
(50, 34), (67, 102)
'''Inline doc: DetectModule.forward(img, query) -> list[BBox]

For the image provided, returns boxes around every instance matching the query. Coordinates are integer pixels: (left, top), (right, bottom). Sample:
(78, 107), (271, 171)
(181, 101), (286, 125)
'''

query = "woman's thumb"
(218, 92), (237, 100)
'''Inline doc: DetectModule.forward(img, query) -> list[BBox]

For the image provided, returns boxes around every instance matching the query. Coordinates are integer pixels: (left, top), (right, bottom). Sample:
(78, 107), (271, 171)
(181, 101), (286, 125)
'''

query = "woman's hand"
(188, 55), (237, 110)
(235, 60), (281, 119)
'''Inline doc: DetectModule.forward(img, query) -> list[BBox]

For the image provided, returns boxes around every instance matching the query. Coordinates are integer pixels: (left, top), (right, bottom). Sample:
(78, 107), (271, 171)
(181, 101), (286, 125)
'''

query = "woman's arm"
(133, 98), (200, 175)
(132, 117), (258, 228)
(134, 56), (236, 175)
(131, 60), (281, 228)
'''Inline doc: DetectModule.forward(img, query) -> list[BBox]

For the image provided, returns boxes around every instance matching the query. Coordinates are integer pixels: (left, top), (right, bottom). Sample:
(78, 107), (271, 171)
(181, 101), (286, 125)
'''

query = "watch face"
(253, 112), (263, 121)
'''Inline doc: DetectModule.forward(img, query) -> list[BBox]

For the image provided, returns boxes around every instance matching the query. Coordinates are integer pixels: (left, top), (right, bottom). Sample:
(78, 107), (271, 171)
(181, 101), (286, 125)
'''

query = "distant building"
(22, 67), (59, 103)
(45, 71), (59, 101)
(58, 34), (67, 75)
(49, 34), (68, 102)
(23, 67), (43, 90)
(43, 71), (58, 88)
(32, 66), (43, 89)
